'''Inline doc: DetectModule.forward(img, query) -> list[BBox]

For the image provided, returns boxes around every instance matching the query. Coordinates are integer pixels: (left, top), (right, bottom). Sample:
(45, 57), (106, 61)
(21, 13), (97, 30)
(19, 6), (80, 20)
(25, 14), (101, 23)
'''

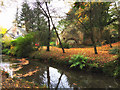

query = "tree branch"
(36, 1), (48, 18)
(45, 2), (65, 53)
(105, 18), (118, 26)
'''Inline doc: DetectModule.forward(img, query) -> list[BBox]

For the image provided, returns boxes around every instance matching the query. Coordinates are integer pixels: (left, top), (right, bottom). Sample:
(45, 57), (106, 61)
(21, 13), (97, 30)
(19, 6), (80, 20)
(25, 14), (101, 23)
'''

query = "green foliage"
(2, 40), (18, 56)
(109, 46), (120, 55)
(57, 42), (71, 49)
(50, 30), (57, 42)
(10, 46), (18, 56)
(6, 50), (11, 55)
(69, 54), (98, 69)
(14, 34), (34, 57)
(2, 35), (12, 49)
(31, 31), (48, 46)
(11, 40), (17, 46)
(2, 30), (48, 57)
(19, 1), (48, 32)
(103, 57), (120, 77)
(2, 49), (9, 54)
(50, 42), (56, 46)
(2, 48), (12, 55)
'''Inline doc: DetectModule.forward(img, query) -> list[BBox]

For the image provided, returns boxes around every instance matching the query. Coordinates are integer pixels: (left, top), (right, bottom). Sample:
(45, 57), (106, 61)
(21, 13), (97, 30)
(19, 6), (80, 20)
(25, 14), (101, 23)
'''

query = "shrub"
(6, 49), (11, 55)
(109, 46), (120, 55)
(69, 54), (98, 69)
(14, 34), (34, 58)
(11, 40), (17, 46)
(31, 31), (48, 46)
(10, 46), (18, 56)
(2, 49), (9, 54)
(2, 48), (12, 55)
(103, 58), (120, 77)
(50, 42), (56, 46)
(2, 35), (12, 49)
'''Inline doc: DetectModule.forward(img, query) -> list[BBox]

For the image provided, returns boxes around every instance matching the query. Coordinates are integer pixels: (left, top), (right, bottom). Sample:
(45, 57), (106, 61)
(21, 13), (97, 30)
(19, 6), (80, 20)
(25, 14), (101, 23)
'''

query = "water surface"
(1, 55), (120, 88)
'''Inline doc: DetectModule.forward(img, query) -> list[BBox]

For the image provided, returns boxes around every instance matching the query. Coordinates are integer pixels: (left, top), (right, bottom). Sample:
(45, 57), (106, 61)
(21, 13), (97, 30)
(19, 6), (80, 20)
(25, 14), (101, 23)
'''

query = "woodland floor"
(35, 41), (120, 63)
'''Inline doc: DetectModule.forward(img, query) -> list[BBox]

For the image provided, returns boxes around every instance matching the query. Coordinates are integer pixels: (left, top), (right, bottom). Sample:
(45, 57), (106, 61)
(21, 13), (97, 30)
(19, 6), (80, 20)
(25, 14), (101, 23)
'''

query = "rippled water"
(1, 55), (120, 88)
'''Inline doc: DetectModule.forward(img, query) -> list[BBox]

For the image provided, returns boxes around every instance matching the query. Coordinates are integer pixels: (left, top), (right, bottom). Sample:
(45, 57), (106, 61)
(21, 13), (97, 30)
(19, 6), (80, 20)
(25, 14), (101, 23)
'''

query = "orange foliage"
(38, 42), (120, 63)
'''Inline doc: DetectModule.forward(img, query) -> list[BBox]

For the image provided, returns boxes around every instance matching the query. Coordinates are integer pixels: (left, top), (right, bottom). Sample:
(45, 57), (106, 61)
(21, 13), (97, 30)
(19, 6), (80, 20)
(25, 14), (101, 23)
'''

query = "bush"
(103, 57), (120, 77)
(57, 42), (71, 49)
(6, 49), (11, 55)
(50, 42), (56, 46)
(69, 54), (98, 69)
(2, 49), (9, 54)
(11, 40), (17, 46)
(14, 34), (34, 58)
(2, 35), (12, 49)
(109, 47), (120, 55)
(31, 31), (48, 46)
(2, 48), (12, 55)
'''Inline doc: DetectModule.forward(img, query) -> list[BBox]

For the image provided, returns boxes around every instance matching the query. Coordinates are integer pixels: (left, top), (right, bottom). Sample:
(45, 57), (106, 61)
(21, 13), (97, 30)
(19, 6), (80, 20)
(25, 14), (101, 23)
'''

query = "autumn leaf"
(73, 83), (77, 85)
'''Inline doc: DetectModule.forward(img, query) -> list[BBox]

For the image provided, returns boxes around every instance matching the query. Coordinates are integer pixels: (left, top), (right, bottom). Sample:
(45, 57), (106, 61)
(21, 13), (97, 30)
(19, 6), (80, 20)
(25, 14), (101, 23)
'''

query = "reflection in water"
(1, 55), (120, 88)
(55, 72), (64, 89)
(0, 62), (13, 78)
(47, 66), (50, 88)
(43, 67), (70, 88)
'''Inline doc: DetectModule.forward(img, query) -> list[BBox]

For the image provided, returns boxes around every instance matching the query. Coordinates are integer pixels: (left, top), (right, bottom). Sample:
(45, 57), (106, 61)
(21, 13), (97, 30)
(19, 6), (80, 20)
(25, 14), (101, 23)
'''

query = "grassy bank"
(29, 42), (120, 77)
(30, 42), (120, 63)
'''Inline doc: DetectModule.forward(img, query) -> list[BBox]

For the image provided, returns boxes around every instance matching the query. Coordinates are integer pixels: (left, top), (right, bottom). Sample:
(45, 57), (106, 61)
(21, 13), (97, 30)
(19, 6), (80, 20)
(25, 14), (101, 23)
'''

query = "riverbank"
(2, 76), (45, 88)
(1, 55), (46, 89)
(29, 42), (120, 78)
(1, 55), (120, 88)
(30, 41), (120, 65)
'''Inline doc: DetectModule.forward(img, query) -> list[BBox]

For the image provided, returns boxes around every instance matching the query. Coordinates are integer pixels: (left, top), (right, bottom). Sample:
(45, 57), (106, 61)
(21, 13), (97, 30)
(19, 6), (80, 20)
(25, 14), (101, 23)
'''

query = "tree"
(65, 2), (118, 54)
(35, 1), (51, 51)
(36, 1), (65, 53)
(45, 2), (65, 53)
(20, 1), (34, 32)
(111, 1), (120, 40)
(32, 2), (48, 32)
(65, 2), (99, 54)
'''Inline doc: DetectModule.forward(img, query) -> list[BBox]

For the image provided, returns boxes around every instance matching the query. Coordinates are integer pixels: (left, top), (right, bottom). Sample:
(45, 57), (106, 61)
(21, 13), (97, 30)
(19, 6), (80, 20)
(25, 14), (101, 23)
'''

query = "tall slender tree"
(20, 1), (34, 32)
(36, 1), (65, 53)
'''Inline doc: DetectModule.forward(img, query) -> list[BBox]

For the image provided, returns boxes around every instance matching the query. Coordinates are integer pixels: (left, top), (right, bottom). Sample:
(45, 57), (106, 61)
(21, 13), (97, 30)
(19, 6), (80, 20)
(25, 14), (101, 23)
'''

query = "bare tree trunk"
(47, 66), (50, 88)
(25, 21), (29, 33)
(45, 2), (65, 53)
(53, 26), (65, 53)
(46, 17), (51, 51)
(118, 14), (120, 41)
(90, 33), (98, 54)
(99, 27), (103, 45)
(90, 1), (98, 54)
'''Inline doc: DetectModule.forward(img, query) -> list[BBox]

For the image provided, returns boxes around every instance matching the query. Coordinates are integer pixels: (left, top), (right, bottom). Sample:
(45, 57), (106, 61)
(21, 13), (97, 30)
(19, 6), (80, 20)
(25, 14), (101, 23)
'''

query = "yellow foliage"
(2, 35), (12, 47)
(0, 26), (7, 35)
(10, 45), (14, 49)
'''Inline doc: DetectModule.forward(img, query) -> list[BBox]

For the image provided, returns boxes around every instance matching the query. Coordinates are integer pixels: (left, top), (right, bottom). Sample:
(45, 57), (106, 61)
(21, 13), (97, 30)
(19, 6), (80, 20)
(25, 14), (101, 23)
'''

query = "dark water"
(1, 55), (120, 88)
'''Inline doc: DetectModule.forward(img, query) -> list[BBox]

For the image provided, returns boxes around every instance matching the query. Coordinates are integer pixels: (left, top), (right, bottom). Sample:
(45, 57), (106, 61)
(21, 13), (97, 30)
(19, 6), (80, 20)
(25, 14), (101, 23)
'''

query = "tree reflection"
(46, 66), (64, 89)
(47, 66), (50, 88)
(55, 72), (64, 89)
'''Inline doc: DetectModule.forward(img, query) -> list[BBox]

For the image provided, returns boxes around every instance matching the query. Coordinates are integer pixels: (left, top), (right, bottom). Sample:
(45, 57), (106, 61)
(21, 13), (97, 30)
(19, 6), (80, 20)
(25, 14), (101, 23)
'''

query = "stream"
(0, 55), (120, 88)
